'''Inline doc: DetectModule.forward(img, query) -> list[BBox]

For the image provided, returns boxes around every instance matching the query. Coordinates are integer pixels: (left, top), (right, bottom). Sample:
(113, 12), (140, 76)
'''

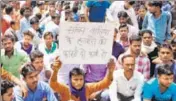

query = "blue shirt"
(143, 78), (176, 101)
(86, 1), (110, 22)
(14, 81), (57, 101)
(142, 11), (172, 44)
(19, 17), (31, 40)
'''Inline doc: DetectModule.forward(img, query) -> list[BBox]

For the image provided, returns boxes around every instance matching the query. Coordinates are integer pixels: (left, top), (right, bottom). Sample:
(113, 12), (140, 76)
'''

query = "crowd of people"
(1, 1), (176, 101)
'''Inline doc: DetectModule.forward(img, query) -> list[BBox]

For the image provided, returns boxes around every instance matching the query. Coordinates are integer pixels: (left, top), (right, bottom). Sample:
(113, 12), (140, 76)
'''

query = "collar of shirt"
(2, 48), (18, 56)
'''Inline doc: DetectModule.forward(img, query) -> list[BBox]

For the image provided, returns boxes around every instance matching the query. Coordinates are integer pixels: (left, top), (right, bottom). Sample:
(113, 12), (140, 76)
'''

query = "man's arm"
(143, 58), (151, 81)
(166, 12), (172, 41)
(1, 68), (28, 98)
(87, 58), (115, 94)
(49, 57), (71, 101)
(142, 12), (149, 29)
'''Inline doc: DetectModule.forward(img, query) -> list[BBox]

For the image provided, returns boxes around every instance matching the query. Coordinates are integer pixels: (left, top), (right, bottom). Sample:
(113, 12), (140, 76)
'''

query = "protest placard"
(59, 22), (115, 64)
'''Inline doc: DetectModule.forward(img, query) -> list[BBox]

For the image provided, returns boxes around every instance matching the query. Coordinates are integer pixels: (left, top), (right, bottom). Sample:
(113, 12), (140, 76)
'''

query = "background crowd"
(1, 1), (176, 101)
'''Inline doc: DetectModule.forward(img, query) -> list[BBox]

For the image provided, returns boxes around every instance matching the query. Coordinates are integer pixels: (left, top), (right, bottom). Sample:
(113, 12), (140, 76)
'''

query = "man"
(106, 1), (138, 28)
(85, 1), (110, 22)
(110, 54), (144, 101)
(116, 11), (139, 37)
(153, 43), (176, 83)
(1, 66), (27, 99)
(14, 63), (57, 101)
(171, 38), (176, 60)
(44, 13), (60, 42)
(1, 80), (14, 101)
(116, 24), (130, 50)
(171, 1), (176, 28)
(50, 57), (115, 101)
(140, 29), (158, 77)
(118, 35), (150, 81)
(38, 32), (57, 56)
(29, 17), (42, 48)
(30, 50), (52, 82)
(14, 30), (34, 55)
(19, 7), (32, 40)
(142, 1), (172, 45)
(143, 64), (176, 101)
(3, 4), (13, 23)
(1, 35), (30, 78)
(4, 20), (18, 41)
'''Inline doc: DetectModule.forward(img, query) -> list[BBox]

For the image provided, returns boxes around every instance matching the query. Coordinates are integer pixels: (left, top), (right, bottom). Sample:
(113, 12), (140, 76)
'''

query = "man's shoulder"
(146, 78), (157, 86)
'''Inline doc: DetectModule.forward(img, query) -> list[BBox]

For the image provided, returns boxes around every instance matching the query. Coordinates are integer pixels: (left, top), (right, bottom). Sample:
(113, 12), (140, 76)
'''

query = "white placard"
(59, 22), (115, 64)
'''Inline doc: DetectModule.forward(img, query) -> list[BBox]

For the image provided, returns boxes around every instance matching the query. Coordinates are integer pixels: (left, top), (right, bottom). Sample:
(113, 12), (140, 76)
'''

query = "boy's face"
(158, 74), (174, 88)
(2, 88), (14, 101)
(71, 75), (84, 90)
(23, 35), (32, 46)
(44, 35), (53, 46)
(119, 27), (128, 38)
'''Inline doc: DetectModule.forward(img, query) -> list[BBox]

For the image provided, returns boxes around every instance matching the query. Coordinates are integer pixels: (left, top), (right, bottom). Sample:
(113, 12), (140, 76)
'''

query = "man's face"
(142, 33), (153, 46)
(122, 57), (135, 74)
(119, 27), (128, 39)
(71, 75), (84, 90)
(44, 35), (53, 46)
(32, 23), (39, 30)
(2, 88), (14, 101)
(171, 44), (176, 53)
(24, 71), (39, 90)
(148, 5), (156, 14)
(3, 39), (14, 53)
(32, 57), (44, 72)
(130, 41), (141, 55)
(158, 74), (174, 88)
(159, 48), (173, 63)
(119, 17), (127, 24)
(24, 9), (32, 18)
(23, 35), (32, 46)
(138, 8), (146, 17)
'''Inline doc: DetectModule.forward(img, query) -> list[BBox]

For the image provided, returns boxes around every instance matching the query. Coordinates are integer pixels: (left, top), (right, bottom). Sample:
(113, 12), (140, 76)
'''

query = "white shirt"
(106, 1), (138, 29)
(28, 27), (41, 47)
(44, 21), (59, 41)
(109, 69), (144, 101)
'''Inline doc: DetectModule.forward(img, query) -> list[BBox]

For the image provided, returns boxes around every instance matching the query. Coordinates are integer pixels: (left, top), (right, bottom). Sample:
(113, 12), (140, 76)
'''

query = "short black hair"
(5, 5), (13, 14)
(128, 1), (135, 5)
(72, 6), (78, 14)
(158, 43), (172, 51)
(118, 11), (128, 18)
(129, 35), (141, 44)
(24, 6), (32, 12)
(119, 24), (128, 30)
(23, 30), (34, 39)
(157, 64), (173, 75)
(51, 13), (61, 20)
(2, 34), (15, 43)
(30, 17), (39, 25)
(122, 54), (135, 63)
(10, 20), (16, 26)
(35, 13), (42, 20)
(30, 50), (44, 62)
(20, 7), (25, 16)
(21, 63), (36, 78)
(148, 1), (163, 8)
(1, 80), (14, 95)
(43, 32), (53, 39)
(69, 68), (85, 79)
(139, 29), (153, 37)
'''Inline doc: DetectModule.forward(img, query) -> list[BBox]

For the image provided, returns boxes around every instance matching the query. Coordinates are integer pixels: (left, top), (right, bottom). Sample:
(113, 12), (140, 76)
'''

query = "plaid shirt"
(117, 49), (151, 81)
